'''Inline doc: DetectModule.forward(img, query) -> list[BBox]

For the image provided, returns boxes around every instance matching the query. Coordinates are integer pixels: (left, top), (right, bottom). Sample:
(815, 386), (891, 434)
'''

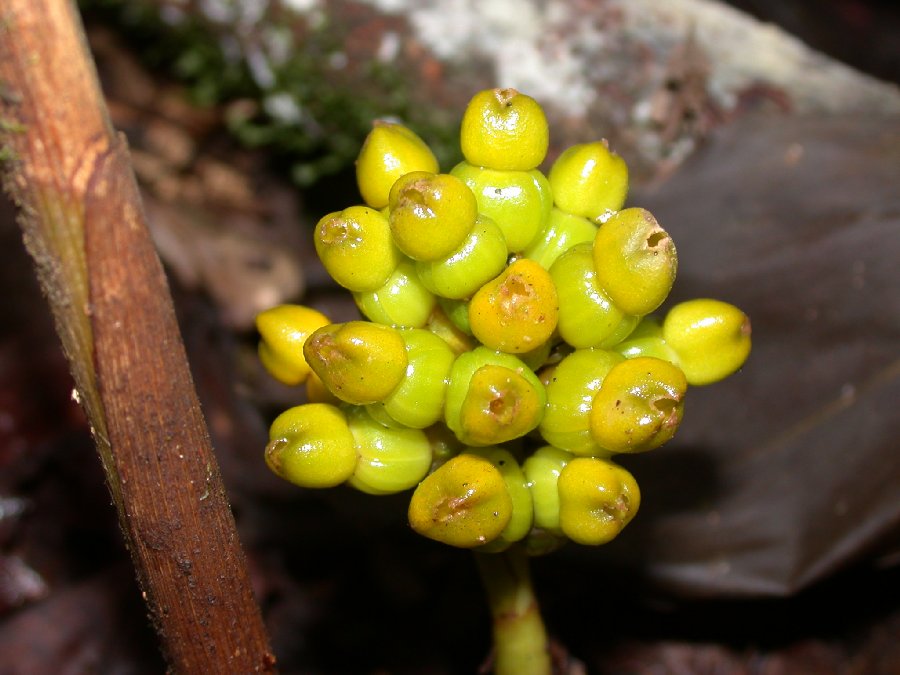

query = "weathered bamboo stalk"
(0, 1), (276, 670)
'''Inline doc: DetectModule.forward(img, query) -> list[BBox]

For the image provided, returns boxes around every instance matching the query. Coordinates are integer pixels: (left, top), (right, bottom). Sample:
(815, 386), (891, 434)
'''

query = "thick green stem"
(474, 546), (552, 675)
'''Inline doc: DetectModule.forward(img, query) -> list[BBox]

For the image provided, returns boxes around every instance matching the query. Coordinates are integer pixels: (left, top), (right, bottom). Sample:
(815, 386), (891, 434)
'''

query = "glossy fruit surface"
(466, 446), (533, 551)
(314, 206), (400, 292)
(592, 207), (677, 316)
(444, 347), (546, 446)
(388, 171), (478, 261)
(376, 328), (456, 429)
(548, 141), (628, 220)
(345, 406), (433, 495)
(662, 299), (752, 385)
(356, 120), (439, 208)
(408, 453), (513, 548)
(425, 305), (477, 355)
(557, 457), (640, 545)
(450, 161), (552, 252)
(256, 304), (330, 385)
(539, 348), (623, 456)
(265, 403), (357, 488)
(589, 356), (687, 454)
(415, 215), (508, 299)
(460, 88), (549, 171)
(259, 86), (751, 559)
(468, 258), (559, 354)
(523, 207), (598, 271)
(304, 321), (408, 405)
(353, 257), (436, 328)
(551, 243), (638, 349)
(612, 316), (681, 363)
(522, 445), (573, 534)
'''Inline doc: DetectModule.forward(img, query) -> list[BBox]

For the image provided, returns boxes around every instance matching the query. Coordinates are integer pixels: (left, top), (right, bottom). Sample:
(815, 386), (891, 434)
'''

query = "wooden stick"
(0, 1), (276, 671)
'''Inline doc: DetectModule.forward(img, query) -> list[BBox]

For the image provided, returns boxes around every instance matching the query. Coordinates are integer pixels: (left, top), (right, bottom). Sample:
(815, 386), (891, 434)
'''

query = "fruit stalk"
(474, 546), (552, 675)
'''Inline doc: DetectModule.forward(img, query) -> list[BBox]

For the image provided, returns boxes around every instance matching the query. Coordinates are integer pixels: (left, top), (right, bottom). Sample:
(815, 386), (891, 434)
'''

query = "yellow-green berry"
(557, 457), (640, 545)
(356, 120), (439, 209)
(345, 406), (432, 495)
(408, 453), (513, 548)
(550, 243), (639, 349)
(353, 257), (437, 328)
(374, 328), (456, 429)
(415, 215), (509, 299)
(522, 445), (573, 534)
(303, 321), (408, 405)
(265, 403), (357, 488)
(592, 207), (677, 316)
(314, 206), (401, 292)
(444, 347), (546, 446)
(589, 356), (687, 454)
(450, 161), (552, 252)
(523, 207), (598, 271)
(388, 171), (478, 261)
(548, 141), (628, 220)
(539, 348), (623, 456)
(256, 304), (330, 385)
(662, 299), (752, 385)
(460, 88), (549, 171)
(612, 316), (680, 364)
(466, 446), (533, 551)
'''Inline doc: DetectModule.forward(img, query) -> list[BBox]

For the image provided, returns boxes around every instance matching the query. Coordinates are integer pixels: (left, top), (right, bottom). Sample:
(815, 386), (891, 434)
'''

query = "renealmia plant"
(256, 88), (751, 674)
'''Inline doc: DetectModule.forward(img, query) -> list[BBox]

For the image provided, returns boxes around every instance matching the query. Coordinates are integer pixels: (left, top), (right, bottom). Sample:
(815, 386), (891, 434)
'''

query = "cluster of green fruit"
(257, 88), (751, 553)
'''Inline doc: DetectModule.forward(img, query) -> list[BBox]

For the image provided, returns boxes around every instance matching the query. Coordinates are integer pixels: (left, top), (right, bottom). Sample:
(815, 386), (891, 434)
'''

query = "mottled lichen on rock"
(80, 0), (461, 186)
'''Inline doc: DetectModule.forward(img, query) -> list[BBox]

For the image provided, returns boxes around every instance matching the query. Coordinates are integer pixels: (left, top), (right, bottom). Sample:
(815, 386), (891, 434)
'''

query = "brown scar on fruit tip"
(645, 228), (670, 249)
(741, 316), (753, 336)
(495, 88), (519, 106)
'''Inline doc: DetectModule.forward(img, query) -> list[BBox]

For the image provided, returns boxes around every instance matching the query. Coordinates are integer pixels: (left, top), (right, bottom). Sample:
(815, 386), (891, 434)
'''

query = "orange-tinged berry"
(468, 258), (559, 354)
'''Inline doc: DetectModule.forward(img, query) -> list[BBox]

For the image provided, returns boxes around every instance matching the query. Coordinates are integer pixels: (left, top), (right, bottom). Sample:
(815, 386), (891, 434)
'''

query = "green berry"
(265, 403), (357, 488)
(303, 321), (408, 405)
(437, 295), (473, 335)
(345, 406), (433, 495)
(522, 445), (573, 534)
(550, 243), (639, 349)
(256, 304), (331, 385)
(425, 304), (477, 356)
(548, 140), (628, 220)
(523, 207), (598, 270)
(408, 453), (513, 548)
(460, 88), (549, 171)
(466, 446), (533, 551)
(662, 299), (752, 385)
(589, 356), (687, 454)
(372, 328), (456, 429)
(415, 215), (508, 300)
(468, 258), (559, 354)
(353, 257), (437, 328)
(557, 457), (640, 545)
(539, 348), (623, 456)
(517, 338), (553, 372)
(356, 120), (439, 209)
(314, 206), (401, 292)
(612, 316), (680, 363)
(444, 347), (546, 446)
(592, 207), (677, 316)
(450, 161), (552, 252)
(388, 171), (478, 261)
